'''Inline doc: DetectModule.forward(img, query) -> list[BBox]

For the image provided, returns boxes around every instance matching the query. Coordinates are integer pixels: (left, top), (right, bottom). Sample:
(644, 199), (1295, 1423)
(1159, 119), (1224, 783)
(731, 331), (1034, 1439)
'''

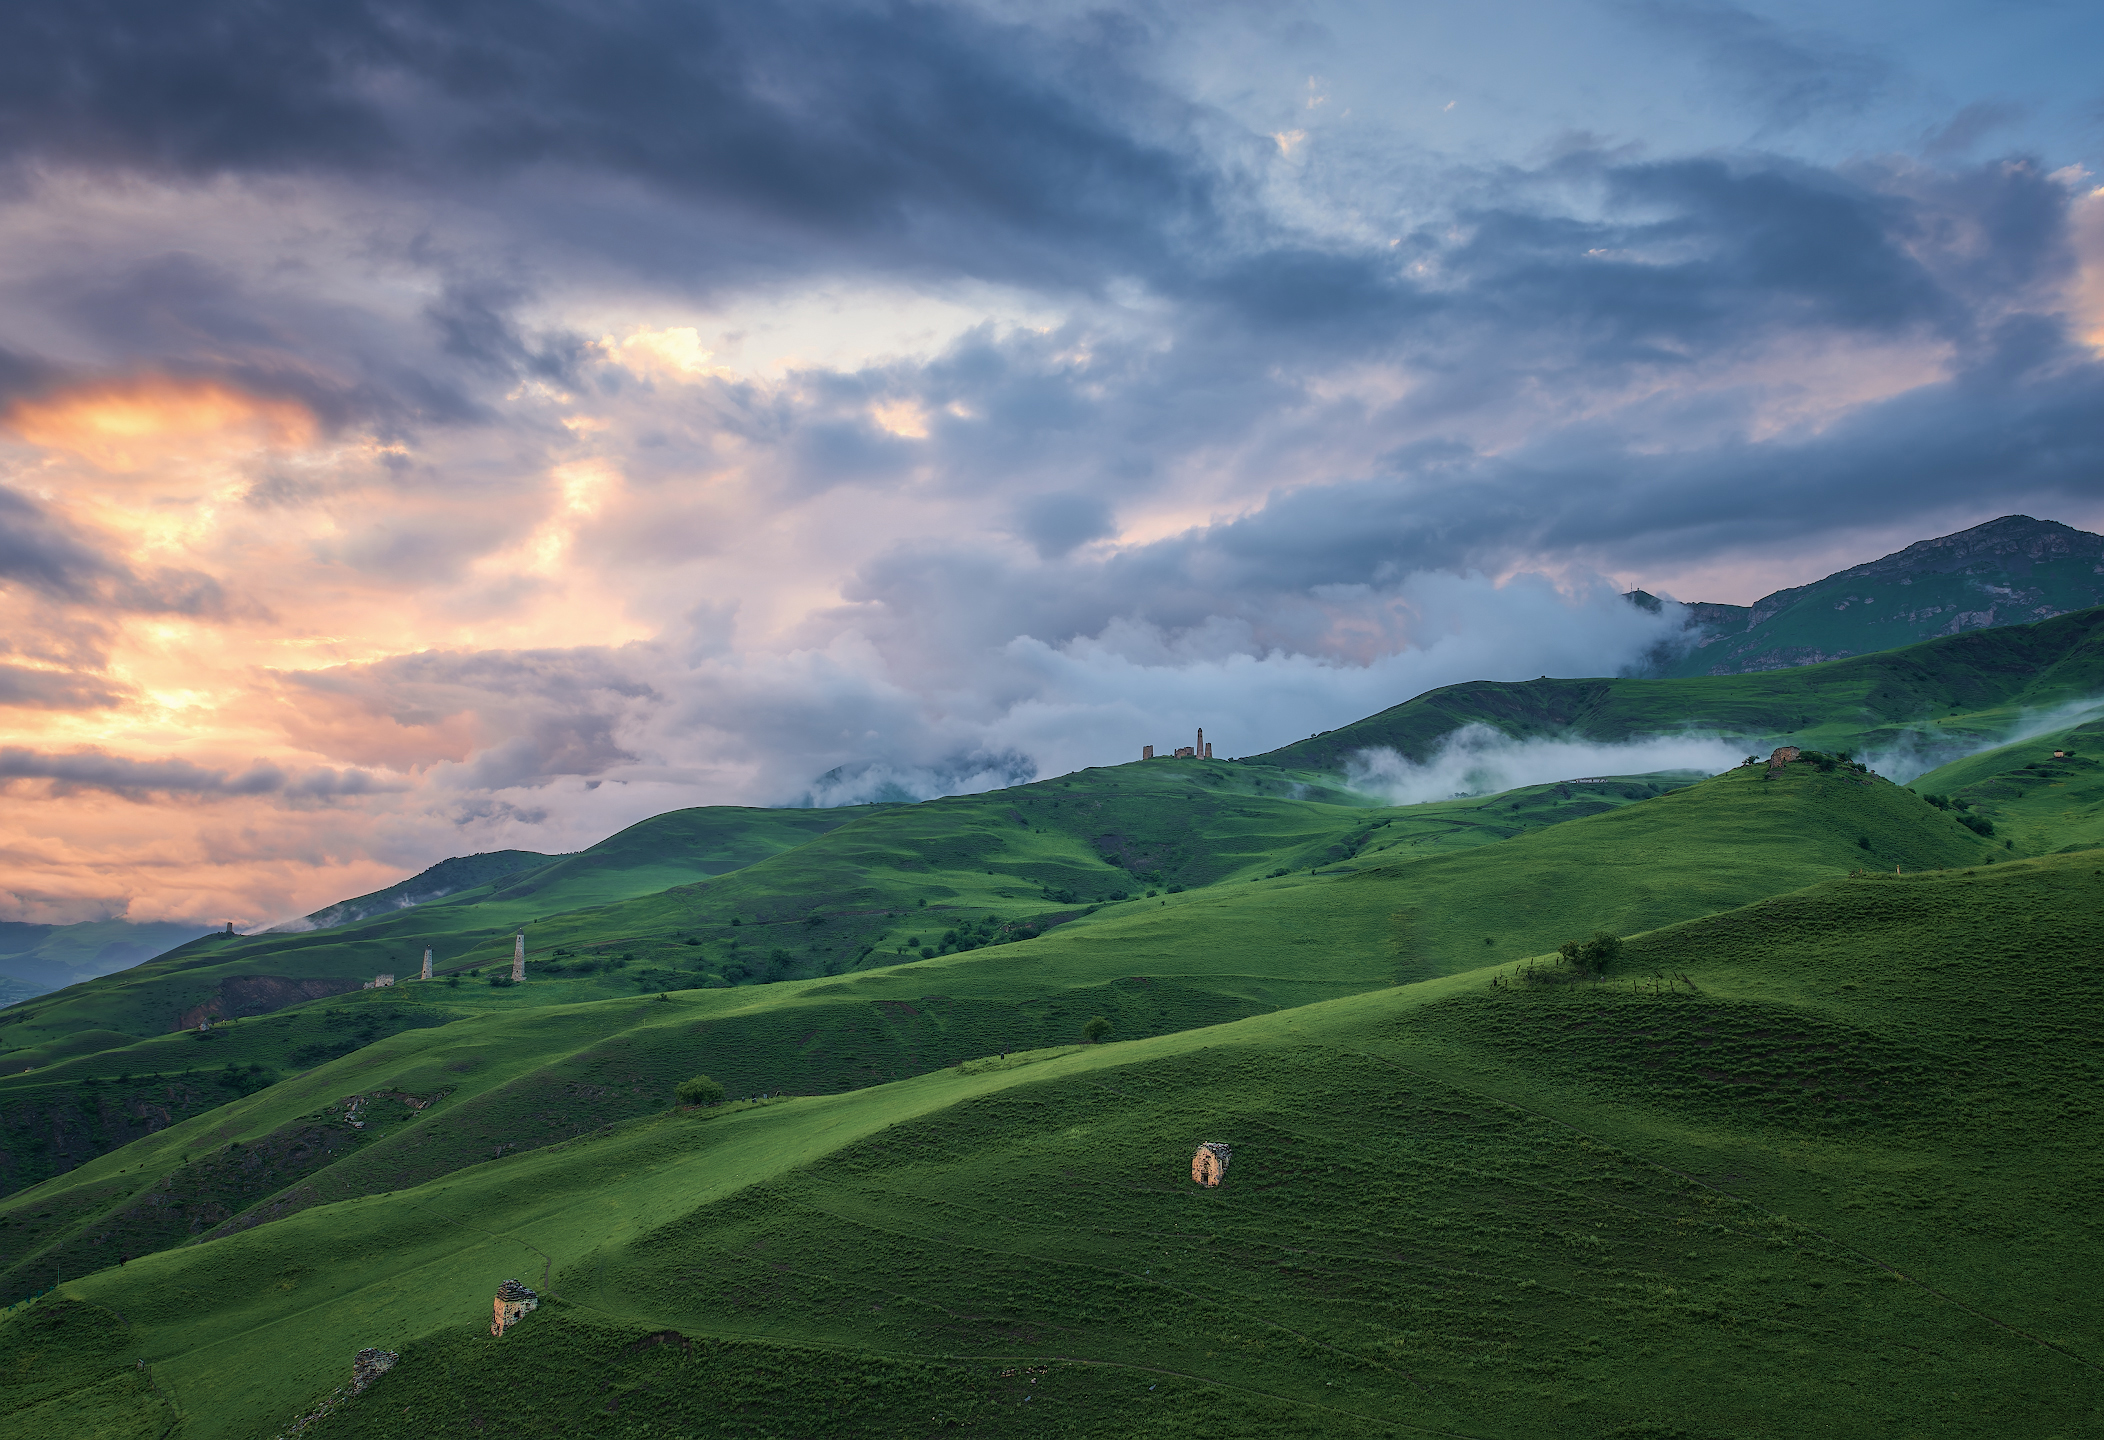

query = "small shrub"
(1959, 814), (1995, 837)
(1082, 1015), (1112, 1043)
(675, 1075), (726, 1107)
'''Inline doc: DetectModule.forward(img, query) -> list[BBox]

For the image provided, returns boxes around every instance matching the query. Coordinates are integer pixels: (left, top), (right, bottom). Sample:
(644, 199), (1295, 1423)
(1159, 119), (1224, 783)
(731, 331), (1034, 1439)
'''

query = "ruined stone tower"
(1191, 1141), (1233, 1187)
(420, 947), (433, 981)
(512, 931), (526, 982)
(491, 1278), (539, 1335)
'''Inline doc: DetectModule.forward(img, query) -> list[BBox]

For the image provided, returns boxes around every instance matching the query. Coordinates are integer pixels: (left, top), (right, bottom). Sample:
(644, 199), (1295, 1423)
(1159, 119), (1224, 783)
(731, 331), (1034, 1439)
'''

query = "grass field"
(2, 846), (2098, 1437)
(0, 757), (1977, 1297)
(0, 765), (1687, 1127)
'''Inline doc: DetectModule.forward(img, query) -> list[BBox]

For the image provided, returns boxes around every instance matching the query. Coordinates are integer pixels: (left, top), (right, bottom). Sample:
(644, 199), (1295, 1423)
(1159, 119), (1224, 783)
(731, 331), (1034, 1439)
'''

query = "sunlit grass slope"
(8, 852), (2102, 1438)
(1908, 714), (2104, 857)
(0, 804), (880, 1065)
(0, 760), (1986, 1311)
(1259, 603), (2104, 774)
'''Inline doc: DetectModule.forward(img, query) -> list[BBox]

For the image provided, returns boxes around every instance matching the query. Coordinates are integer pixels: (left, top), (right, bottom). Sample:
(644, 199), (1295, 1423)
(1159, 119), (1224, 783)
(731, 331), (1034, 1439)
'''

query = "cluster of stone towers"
(370, 936), (520, 991)
(1142, 727), (1214, 762)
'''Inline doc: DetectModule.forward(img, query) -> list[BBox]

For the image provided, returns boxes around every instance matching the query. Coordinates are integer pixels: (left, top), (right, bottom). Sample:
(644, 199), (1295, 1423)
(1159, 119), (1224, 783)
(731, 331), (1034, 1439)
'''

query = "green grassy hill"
(0, 760), (1986, 1305)
(0, 765), (1676, 1084)
(0, 805), (879, 1070)
(2, 602), (2093, 1250)
(0, 767), (1689, 1207)
(1257, 603), (2104, 774)
(5, 847), (2100, 1438)
(1907, 716), (2104, 858)
(284, 850), (560, 932)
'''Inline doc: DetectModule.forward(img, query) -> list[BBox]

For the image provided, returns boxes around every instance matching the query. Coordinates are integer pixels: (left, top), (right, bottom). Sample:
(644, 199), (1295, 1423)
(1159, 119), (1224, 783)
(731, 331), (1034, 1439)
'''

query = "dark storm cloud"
(288, 646), (658, 786)
(1040, 343), (2104, 622)
(1621, 1), (1891, 131)
(0, 0), (1222, 289)
(0, 487), (115, 602)
(0, 665), (129, 711)
(1012, 492), (1116, 559)
(0, 487), (237, 621)
(1921, 102), (2026, 159)
(0, 747), (390, 798)
(815, 151), (2101, 650)
(427, 281), (587, 385)
(40, 251), (485, 431)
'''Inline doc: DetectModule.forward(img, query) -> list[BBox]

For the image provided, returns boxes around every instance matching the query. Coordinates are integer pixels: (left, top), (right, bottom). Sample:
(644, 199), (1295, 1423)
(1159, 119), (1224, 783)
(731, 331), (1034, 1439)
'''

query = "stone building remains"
(363, 974), (395, 990)
(491, 1278), (540, 1335)
(351, 1347), (398, 1393)
(1145, 727), (1216, 761)
(1191, 1140), (1233, 1187)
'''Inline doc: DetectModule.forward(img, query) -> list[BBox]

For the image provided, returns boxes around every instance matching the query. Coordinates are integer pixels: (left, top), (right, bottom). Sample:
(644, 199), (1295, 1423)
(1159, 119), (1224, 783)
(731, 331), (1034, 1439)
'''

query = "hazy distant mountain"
(1633, 515), (2104, 676)
(0, 918), (217, 1002)
(270, 849), (562, 933)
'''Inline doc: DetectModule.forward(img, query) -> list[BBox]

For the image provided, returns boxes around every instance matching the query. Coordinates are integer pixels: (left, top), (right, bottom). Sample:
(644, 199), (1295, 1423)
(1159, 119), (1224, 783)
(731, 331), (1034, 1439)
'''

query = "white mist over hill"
(1342, 726), (1745, 806)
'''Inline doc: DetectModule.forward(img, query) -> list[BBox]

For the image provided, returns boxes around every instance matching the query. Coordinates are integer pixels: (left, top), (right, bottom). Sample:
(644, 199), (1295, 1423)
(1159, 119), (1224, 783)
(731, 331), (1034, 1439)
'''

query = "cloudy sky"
(2, 0), (2101, 927)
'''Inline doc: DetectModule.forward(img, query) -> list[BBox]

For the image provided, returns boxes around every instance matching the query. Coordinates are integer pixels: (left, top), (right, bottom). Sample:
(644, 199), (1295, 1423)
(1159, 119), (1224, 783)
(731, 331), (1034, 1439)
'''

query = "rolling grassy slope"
(1257, 603), (2104, 775)
(15, 600), (2096, 1089)
(1907, 715), (2104, 857)
(0, 767), (1678, 1085)
(0, 759), (1987, 1307)
(6, 851), (2101, 1437)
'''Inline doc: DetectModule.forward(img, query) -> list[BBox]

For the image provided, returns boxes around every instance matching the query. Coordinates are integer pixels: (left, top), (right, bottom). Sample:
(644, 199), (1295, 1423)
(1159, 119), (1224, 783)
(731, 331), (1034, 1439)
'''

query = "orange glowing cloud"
(5, 375), (317, 471)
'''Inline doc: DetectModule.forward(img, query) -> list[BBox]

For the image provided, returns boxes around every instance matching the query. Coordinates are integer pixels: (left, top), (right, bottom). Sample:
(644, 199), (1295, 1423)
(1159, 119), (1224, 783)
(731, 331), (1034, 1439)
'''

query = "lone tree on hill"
(675, 1074), (726, 1107)
(1557, 931), (1624, 975)
(1082, 1015), (1112, 1044)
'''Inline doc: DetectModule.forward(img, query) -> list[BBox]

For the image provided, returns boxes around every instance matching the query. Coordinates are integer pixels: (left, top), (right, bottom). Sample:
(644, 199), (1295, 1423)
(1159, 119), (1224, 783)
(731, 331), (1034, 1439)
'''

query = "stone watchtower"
(491, 1278), (539, 1335)
(1191, 1141), (1233, 1187)
(512, 932), (526, 982)
(420, 947), (433, 981)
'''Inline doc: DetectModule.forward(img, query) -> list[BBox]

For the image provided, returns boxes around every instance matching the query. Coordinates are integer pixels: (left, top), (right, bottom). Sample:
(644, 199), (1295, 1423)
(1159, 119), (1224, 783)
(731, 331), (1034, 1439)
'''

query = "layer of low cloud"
(1343, 726), (1747, 807)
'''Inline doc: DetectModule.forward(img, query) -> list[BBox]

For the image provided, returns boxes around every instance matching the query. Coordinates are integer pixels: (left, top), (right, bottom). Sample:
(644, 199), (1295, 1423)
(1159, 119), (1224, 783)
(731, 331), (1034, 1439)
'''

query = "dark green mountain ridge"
(1635, 512), (2104, 676)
